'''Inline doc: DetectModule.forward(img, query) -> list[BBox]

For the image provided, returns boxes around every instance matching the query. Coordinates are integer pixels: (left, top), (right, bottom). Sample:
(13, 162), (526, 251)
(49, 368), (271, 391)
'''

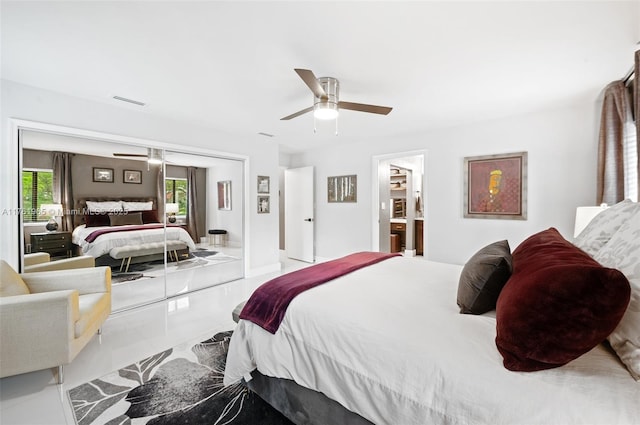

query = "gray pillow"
(109, 211), (143, 226)
(457, 240), (512, 315)
(574, 199), (640, 256)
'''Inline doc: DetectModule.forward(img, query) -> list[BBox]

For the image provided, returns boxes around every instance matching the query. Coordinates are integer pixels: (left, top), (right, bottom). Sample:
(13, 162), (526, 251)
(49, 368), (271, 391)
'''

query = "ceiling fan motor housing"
(314, 77), (339, 119)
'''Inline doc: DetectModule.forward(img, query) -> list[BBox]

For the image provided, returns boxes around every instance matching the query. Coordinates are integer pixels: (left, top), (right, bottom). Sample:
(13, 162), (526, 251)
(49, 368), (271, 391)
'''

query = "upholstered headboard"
(73, 197), (157, 228)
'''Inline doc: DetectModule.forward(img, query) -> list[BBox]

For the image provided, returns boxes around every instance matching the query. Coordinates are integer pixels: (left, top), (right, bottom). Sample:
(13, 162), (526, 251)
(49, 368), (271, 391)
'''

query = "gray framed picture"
(328, 174), (357, 203)
(258, 195), (270, 213)
(123, 170), (142, 184)
(93, 167), (114, 183)
(257, 175), (270, 194)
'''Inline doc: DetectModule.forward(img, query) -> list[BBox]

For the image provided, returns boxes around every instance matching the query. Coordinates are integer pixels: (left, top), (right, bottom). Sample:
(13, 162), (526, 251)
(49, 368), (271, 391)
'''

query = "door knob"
(304, 218), (313, 222)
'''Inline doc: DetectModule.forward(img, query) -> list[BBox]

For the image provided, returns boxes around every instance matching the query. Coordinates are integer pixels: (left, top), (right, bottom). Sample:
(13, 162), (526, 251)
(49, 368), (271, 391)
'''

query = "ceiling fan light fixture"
(314, 102), (339, 120)
(313, 76), (340, 120)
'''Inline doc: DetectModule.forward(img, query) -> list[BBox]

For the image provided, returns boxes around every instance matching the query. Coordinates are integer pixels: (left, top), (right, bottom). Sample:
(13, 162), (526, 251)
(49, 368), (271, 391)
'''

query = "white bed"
(71, 197), (196, 260)
(72, 223), (196, 258)
(225, 253), (640, 424)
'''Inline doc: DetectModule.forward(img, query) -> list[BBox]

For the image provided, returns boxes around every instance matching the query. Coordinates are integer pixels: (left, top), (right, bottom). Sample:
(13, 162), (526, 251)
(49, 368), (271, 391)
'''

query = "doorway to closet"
(372, 151), (426, 257)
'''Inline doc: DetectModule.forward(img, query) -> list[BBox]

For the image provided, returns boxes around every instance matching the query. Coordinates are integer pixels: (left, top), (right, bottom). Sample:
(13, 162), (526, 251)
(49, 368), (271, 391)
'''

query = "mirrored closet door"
(162, 150), (244, 299)
(20, 129), (245, 312)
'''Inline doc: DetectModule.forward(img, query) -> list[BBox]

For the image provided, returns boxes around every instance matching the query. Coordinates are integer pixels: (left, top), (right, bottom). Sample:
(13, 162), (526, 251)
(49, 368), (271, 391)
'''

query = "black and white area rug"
(68, 331), (293, 425)
(190, 249), (219, 258)
(109, 251), (238, 284)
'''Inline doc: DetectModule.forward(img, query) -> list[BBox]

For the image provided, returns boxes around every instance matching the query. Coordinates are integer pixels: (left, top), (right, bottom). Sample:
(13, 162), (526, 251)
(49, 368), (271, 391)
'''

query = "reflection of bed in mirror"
(71, 197), (196, 268)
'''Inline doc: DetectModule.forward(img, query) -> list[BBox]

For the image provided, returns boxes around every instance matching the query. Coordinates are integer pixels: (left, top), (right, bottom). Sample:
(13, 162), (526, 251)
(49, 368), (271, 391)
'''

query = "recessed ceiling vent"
(113, 95), (146, 106)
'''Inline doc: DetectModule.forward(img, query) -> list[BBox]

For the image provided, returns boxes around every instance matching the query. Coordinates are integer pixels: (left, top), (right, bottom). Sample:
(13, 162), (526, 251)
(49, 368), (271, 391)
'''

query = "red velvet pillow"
(495, 228), (630, 372)
(141, 210), (159, 224)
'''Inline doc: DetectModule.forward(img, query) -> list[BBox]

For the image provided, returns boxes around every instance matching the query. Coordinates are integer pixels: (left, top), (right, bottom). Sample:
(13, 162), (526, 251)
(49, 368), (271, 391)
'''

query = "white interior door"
(285, 166), (314, 262)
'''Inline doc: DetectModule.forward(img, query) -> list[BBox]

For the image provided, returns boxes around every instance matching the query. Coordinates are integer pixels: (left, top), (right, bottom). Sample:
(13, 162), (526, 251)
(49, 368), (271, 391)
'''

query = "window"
(22, 169), (54, 222)
(165, 178), (188, 215)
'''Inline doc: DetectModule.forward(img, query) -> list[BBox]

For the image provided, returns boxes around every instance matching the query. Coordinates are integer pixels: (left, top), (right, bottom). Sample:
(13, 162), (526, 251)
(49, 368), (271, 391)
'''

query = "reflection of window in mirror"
(22, 169), (54, 222)
(165, 178), (188, 216)
(218, 180), (231, 210)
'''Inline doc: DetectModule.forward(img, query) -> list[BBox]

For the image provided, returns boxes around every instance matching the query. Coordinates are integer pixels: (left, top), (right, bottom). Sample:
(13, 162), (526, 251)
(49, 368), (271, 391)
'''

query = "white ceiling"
(2, 1), (638, 154)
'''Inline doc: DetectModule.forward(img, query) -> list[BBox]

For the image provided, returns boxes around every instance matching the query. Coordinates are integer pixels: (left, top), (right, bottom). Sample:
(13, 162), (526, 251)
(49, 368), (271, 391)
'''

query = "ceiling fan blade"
(113, 153), (147, 157)
(294, 68), (327, 100)
(281, 106), (314, 120)
(338, 101), (393, 115)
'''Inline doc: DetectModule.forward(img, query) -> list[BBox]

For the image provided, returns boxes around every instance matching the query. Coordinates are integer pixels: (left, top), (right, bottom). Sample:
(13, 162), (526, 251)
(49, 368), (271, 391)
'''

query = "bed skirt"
(245, 371), (373, 425)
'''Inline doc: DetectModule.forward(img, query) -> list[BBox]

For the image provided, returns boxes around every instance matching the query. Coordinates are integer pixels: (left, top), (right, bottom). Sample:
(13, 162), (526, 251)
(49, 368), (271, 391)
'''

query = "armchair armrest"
(0, 290), (79, 374)
(22, 266), (111, 295)
(24, 255), (95, 273)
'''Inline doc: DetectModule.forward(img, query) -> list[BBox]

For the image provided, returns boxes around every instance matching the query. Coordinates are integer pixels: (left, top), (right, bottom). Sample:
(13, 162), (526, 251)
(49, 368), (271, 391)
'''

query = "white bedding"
(224, 257), (640, 425)
(72, 223), (196, 258)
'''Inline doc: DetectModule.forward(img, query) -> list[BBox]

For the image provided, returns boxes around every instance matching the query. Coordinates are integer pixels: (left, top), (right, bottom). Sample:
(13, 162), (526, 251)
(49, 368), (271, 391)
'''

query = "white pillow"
(594, 210), (640, 381)
(85, 200), (123, 213)
(122, 201), (153, 211)
(574, 199), (640, 256)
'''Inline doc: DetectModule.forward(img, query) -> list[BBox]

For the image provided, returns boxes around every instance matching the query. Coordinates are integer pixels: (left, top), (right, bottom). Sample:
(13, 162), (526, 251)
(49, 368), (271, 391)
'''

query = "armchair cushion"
(0, 260), (30, 297)
(76, 293), (110, 338)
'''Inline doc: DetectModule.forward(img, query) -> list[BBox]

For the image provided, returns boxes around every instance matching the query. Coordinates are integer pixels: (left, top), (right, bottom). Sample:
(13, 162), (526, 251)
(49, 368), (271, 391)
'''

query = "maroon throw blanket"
(84, 224), (180, 243)
(240, 251), (401, 333)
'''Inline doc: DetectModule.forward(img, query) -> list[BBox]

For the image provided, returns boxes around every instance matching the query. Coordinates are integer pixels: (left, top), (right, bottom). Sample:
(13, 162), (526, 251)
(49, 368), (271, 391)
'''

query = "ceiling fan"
(113, 148), (164, 165)
(281, 68), (393, 121)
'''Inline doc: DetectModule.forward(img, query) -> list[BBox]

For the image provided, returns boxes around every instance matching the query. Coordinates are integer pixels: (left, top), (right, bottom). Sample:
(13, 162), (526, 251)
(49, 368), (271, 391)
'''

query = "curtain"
(156, 167), (165, 219)
(52, 152), (73, 231)
(597, 80), (634, 205)
(186, 167), (200, 240)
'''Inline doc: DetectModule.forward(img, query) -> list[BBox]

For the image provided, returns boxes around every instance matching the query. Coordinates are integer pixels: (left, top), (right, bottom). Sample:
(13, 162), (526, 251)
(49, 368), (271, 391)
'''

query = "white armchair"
(0, 259), (111, 384)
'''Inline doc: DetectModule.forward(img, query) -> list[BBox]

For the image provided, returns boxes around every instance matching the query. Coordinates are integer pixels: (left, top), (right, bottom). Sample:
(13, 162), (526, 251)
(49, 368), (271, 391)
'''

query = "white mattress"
(72, 224), (196, 258)
(224, 257), (640, 425)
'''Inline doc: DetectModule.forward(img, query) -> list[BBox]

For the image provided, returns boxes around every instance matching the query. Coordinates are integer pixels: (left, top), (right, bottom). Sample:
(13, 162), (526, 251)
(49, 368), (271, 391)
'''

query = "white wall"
(291, 100), (599, 265)
(0, 80), (281, 273)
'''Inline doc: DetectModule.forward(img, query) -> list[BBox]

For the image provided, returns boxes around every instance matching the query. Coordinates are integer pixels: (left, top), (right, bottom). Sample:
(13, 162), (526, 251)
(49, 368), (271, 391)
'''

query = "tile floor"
(0, 252), (310, 425)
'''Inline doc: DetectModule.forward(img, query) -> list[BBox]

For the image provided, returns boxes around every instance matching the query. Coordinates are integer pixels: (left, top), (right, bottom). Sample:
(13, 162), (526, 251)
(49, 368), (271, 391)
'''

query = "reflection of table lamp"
(166, 203), (179, 223)
(41, 204), (63, 231)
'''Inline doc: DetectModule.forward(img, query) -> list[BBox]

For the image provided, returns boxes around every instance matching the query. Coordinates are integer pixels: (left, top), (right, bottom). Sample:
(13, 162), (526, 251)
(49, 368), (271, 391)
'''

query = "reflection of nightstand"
(30, 232), (73, 258)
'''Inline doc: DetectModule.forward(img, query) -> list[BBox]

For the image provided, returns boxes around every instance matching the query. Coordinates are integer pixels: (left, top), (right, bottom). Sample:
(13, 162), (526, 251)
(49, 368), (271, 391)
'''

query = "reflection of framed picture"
(258, 195), (270, 214)
(464, 152), (527, 220)
(328, 174), (357, 203)
(257, 175), (270, 194)
(217, 181), (232, 210)
(93, 167), (114, 183)
(123, 170), (142, 184)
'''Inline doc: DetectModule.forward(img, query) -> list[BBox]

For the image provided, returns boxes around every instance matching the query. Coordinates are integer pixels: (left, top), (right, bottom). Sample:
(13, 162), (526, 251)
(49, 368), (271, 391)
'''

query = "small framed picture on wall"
(93, 167), (114, 183)
(123, 170), (142, 184)
(257, 175), (270, 194)
(258, 196), (270, 214)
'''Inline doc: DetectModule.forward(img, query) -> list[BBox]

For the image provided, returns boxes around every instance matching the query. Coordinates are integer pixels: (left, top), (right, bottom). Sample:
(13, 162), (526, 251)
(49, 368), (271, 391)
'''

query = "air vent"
(113, 96), (146, 106)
